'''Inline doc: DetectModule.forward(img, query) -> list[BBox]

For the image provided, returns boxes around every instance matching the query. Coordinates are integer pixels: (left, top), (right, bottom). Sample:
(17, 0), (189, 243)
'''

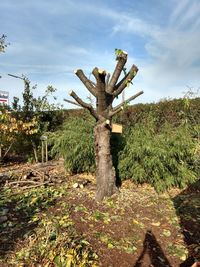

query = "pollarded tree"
(66, 50), (143, 201)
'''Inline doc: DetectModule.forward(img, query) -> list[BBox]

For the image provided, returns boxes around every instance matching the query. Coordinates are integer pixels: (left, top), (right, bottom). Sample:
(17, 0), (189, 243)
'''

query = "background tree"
(0, 108), (38, 160)
(0, 34), (9, 53)
(66, 50), (143, 201)
(8, 75), (63, 162)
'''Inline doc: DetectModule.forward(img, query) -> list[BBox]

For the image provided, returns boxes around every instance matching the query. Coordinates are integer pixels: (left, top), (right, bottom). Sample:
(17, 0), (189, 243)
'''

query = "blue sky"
(0, 0), (200, 108)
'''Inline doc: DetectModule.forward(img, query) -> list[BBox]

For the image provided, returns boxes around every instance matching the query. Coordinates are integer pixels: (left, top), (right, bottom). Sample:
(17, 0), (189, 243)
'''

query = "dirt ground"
(0, 160), (199, 267)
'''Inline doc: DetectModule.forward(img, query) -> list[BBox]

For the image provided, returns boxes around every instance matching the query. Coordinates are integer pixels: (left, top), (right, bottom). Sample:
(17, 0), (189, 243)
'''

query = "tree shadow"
(0, 173), (56, 259)
(133, 230), (172, 267)
(111, 133), (124, 187)
(172, 179), (200, 267)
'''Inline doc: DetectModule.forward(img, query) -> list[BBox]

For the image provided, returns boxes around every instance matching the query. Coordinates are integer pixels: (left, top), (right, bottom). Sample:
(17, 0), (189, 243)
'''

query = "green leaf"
(53, 255), (63, 267)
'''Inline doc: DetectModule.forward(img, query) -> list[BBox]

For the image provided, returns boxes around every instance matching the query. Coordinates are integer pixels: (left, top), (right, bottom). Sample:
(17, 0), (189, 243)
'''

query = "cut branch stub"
(92, 67), (106, 84)
(92, 68), (107, 115)
(113, 90), (144, 113)
(113, 64), (138, 98)
(74, 69), (97, 97)
(107, 51), (128, 93)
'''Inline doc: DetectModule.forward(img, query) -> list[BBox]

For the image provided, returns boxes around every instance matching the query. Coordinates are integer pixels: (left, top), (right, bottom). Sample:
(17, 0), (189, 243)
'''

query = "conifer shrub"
(49, 115), (95, 173)
(118, 121), (198, 192)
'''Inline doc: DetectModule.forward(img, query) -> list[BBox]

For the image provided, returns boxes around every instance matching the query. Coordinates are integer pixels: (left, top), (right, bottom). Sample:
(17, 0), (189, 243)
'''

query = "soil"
(0, 160), (199, 267)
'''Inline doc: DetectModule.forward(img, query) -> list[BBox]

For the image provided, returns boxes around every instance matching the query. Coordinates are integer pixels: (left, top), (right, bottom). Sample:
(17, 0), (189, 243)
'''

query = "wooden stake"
(45, 140), (48, 163)
(41, 141), (44, 164)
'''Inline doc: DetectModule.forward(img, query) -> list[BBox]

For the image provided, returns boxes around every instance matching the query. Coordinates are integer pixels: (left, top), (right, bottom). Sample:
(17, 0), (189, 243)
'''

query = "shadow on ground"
(173, 179), (200, 267)
(133, 230), (172, 267)
(133, 179), (200, 267)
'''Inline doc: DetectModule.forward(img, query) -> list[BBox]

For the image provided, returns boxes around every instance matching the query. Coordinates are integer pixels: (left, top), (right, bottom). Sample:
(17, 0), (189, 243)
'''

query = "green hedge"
(116, 97), (200, 128)
(48, 97), (200, 191)
(63, 97), (200, 128)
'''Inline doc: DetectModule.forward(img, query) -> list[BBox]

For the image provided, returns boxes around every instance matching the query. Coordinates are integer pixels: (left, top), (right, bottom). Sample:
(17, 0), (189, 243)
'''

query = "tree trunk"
(94, 123), (118, 201)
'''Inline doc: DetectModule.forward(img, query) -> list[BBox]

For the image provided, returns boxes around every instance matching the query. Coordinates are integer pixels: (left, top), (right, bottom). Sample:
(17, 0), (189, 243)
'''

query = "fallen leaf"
(151, 221), (161, 226)
(163, 229), (171, 237)
(108, 243), (114, 249)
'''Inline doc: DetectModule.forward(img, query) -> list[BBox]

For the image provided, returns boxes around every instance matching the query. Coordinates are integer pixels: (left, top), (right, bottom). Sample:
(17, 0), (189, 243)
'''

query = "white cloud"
(169, 0), (190, 25)
(170, 0), (200, 30)
(106, 1), (200, 101)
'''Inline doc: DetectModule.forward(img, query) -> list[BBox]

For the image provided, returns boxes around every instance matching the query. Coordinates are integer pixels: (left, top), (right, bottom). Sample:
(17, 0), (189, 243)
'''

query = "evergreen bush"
(118, 120), (197, 192)
(49, 114), (95, 173)
(49, 98), (200, 192)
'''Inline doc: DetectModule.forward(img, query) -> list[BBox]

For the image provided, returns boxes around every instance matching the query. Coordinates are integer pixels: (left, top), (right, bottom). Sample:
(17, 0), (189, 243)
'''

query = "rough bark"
(94, 122), (118, 201)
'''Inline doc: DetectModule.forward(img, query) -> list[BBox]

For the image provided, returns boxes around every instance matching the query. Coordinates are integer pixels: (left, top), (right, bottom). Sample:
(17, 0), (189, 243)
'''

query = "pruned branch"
(113, 64), (138, 98)
(64, 98), (82, 107)
(92, 67), (106, 84)
(75, 69), (97, 97)
(69, 90), (99, 120)
(113, 90), (144, 112)
(92, 67), (108, 114)
(109, 106), (124, 117)
(99, 119), (111, 130)
(107, 51), (127, 93)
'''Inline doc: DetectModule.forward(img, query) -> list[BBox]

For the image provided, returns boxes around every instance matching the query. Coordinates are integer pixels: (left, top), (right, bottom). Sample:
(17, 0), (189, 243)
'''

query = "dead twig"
(6, 180), (43, 186)
(19, 181), (51, 190)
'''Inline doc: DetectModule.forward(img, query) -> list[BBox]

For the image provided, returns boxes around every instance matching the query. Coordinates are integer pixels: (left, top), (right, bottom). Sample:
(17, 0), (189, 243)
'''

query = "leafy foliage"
(0, 181), (98, 266)
(0, 108), (38, 159)
(49, 114), (95, 173)
(14, 213), (98, 266)
(8, 77), (63, 161)
(118, 121), (197, 192)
